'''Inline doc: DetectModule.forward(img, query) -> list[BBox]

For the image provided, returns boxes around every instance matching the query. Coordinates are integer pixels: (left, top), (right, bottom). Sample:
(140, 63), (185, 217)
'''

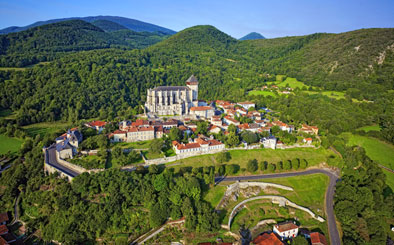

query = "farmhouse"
(273, 221), (299, 239)
(310, 232), (328, 245)
(145, 75), (199, 116)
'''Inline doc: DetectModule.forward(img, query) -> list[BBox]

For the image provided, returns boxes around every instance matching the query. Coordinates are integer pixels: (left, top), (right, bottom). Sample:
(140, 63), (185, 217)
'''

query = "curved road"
(215, 169), (341, 245)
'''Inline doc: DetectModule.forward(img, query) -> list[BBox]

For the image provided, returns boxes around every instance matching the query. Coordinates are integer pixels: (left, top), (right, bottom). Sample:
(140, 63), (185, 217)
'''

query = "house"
(272, 121), (293, 133)
(299, 124), (319, 135)
(0, 213), (8, 226)
(252, 232), (283, 245)
(238, 123), (250, 131)
(247, 123), (261, 132)
(310, 232), (327, 245)
(261, 136), (277, 149)
(259, 127), (271, 134)
(161, 119), (179, 129)
(55, 128), (83, 159)
(172, 137), (225, 155)
(237, 101), (255, 110)
(211, 115), (223, 126)
(85, 120), (107, 132)
(190, 106), (215, 119)
(109, 130), (127, 142)
(303, 138), (313, 145)
(126, 126), (155, 142)
(0, 236), (8, 245)
(209, 125), (222, 134)
(223, 116), (240, 126)
(276, 141), (284, 149)
(273, 221), (299, 239)
(236, 107), (248, 116)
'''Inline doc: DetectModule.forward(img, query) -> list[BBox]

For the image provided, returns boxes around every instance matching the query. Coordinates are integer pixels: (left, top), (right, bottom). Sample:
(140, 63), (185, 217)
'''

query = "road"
(215, 169), (341, 245)
(45, 145), (79, 178)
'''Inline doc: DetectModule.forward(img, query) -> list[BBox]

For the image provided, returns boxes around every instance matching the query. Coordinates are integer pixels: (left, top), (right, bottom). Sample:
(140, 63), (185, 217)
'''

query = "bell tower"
(186, 75), (198, 102)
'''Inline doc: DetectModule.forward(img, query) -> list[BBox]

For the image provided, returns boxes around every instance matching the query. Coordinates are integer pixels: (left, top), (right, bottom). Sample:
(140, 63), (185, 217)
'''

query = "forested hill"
(0, 15), (176, 35)
(91, 20), (128, 32)
(239, 32), (265, 40)
(238, 28), (394, 98)
(0, 20), (170, 67)
(0, 25), (393, 134)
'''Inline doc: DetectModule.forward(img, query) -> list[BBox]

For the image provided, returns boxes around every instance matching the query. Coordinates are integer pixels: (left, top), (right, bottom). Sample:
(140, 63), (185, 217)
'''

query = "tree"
(268, 163), (276, 172)
(195, 121), (209, 135)
(149, 138), (163, 153)
(225, 164), (238, 175)
(149, 203), (166, 228)
(247, 159), (258, 173)
(169, 127), (182, 141)
(216, 151), (231, 163)
(241, 131), (259, 144)
(227, 124), (237, 133)
(226, 132), (239, 147)
(292, 235), (308, 245)
(284, 160), (292, 170)
(299, 159), (308, 169)
(149, 164), (159, 174)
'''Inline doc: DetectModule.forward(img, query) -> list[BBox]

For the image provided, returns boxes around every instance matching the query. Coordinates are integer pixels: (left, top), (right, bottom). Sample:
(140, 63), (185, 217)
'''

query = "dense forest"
(0, 20), (169, 67)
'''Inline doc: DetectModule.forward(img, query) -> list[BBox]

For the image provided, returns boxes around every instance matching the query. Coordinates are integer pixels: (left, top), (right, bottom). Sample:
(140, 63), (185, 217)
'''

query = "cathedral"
(145, 75), (199, 116)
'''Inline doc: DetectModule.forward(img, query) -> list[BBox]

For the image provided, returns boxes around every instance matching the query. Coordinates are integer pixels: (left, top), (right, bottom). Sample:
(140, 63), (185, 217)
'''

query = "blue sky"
(0, 0), (393, 38)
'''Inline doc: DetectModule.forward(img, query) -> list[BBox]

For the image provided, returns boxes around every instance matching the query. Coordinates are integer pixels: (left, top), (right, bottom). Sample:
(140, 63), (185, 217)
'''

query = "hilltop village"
(42, 75), (321, 184)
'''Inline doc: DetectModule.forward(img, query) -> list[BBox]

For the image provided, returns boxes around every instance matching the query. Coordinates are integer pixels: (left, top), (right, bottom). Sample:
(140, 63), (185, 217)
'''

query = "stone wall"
(56, 152), (87, 174)
(226, 195), (325, 230)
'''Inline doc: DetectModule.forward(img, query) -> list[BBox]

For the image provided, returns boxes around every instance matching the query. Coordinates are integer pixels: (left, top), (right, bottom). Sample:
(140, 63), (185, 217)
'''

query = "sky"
(0, 0), (393, 38)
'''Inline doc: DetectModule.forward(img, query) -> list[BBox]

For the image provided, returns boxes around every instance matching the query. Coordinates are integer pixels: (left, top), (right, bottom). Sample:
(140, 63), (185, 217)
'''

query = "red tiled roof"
(238, 123), (250, 130)
(127, 126), (154, 132)
(177, 142), (201, 150)
(113, 130), (127, 135)
(274, 222), (298, 232)
(132, 119), (149, 127)
(0, 213), (8, 224)
(0, 236), (9, 245)
(190, 106), (213, 111)
(253, 233), (282, 245)
(310, 232), (327, 245)
(305, 138), (313, 141)
(238, 101), (255, 105)
(0, 225), (8, 235)
(86, 120), (107, 127)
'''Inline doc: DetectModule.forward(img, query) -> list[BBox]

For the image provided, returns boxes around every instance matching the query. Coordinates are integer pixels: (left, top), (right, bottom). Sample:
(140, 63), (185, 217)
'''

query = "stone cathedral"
(145, 75), (199, 116)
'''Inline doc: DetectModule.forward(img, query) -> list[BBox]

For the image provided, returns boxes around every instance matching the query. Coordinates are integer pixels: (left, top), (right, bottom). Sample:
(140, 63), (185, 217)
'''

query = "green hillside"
(0, 20), (169, 67)
(91, 19), (128, 32)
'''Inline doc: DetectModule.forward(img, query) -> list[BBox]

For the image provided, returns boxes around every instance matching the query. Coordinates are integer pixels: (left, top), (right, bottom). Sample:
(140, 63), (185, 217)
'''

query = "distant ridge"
(0, 15), (176, 35)
(240, 32), (266, 40)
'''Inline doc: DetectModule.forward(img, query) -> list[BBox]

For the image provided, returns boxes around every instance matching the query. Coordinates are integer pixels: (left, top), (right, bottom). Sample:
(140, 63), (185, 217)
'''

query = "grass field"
(0, 134), (24, 154)
(248, 90), (278, 97)
(203, 185), (226, 207)
(344, 133), (394, 189)
(168, 147), (340, 173)
(112, 140), (152, 149)
(305, 90), (346, 100)
(357, 125), (381, 132)
(277, 77), (310, 89)
(22, 121), (70, 137)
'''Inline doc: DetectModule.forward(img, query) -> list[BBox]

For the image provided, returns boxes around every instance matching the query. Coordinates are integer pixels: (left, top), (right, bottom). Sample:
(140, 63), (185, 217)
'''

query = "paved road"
(45, 146), (79, 178)
(215, 169), (341, 245)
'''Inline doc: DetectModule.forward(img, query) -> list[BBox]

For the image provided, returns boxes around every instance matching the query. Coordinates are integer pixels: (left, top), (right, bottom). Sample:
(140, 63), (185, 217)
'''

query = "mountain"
(239, 32), (265, 40)
(150, 25), (237, 52)
(0, 20), (169, 67)
(0, 15), (176, 35)
(91, 20), (128, 32)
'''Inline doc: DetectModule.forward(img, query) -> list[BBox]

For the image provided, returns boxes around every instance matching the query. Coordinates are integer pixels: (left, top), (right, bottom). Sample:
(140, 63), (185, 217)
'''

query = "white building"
(273, 221), (299, 239)
(261, 136), (277, 149)
(190, 106), (215, 119)
(172, 137), (225, 155)
(237, 101), (255, 110)
(145, 75), (199, 116)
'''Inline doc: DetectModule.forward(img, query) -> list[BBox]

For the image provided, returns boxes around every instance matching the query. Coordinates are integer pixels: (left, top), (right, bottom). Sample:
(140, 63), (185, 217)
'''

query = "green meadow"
(22, 121), (71, 137)
(0, 135), (24, 154)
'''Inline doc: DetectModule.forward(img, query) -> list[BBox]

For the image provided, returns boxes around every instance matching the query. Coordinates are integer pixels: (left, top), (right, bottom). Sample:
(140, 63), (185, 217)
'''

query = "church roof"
(152, 86), (190, 91)
(186, 75), (198, 83)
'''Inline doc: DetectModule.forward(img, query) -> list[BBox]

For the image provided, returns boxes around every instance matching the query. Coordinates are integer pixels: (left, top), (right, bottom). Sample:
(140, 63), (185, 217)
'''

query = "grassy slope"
(357, 125), (381, 132)
(344, 133), (394, 189)
(22, 121), (70, 137)
(0, 135), (24, 154)
(248, 90), (277, 97)
(169, 147), (338, 172)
